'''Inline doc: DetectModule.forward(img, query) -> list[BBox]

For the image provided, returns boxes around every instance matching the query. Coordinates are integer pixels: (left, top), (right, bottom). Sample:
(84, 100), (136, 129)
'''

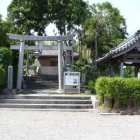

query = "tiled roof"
(97, 30), (140, 62)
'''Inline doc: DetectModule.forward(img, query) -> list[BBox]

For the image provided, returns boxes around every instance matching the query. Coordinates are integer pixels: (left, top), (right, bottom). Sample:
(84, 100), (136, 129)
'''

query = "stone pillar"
(8, 66), (13, 89)
(17, 40), (25, 89)
(58, 40), (63, 90)
(26, 52), (29, 75)
(120, 62), (124, 77)
(82, 73), (86, 85)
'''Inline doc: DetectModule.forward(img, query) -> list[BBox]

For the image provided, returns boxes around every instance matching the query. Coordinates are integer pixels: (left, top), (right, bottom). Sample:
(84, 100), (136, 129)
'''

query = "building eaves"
(97, 30), (140, 63)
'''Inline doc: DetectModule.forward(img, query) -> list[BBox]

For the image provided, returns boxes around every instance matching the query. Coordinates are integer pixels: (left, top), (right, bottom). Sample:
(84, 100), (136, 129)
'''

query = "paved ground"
(0, 109), (140, 140)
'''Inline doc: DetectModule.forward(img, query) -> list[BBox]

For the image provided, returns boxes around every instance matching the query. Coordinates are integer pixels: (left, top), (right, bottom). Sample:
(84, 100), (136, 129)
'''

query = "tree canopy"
(83, 2), (128, 67)
(7, 0), (88, 35)
(0, 14), (11, 47)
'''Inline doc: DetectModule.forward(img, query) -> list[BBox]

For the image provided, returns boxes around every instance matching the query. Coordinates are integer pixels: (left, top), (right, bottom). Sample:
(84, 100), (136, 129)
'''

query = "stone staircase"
(0, 93), (93, 111)
(0, 74), (95, 111)
(26, 75), (58, 89)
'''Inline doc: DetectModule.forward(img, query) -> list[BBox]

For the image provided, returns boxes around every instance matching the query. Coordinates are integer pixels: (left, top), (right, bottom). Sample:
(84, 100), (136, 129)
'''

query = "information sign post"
(64, 72), (80, 94)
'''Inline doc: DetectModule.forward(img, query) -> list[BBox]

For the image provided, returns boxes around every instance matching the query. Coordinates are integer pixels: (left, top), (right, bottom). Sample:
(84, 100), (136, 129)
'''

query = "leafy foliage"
(72, 59), (91, 73)
(83, 2), (127, 66)
(124, 66), (135, 78)
(7, 0), (88, 35)
(72, 59), (94, 83)
(0, 14), (12, 47)
(88, 80), (96, 94)
(0, 47), (13, 71)
(95, 77), (110, 103)
(95, 77), (140, 109)
(0, 66), (6, 88)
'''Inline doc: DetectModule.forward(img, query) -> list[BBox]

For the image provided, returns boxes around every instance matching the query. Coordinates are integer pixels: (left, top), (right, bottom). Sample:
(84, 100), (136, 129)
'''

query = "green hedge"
(0, 66), (6, 89)
(95, 77), (140, 109)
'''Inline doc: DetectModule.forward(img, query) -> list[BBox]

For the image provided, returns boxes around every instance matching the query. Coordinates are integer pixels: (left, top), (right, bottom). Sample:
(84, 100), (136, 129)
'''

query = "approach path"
(0, 109), (139, 140)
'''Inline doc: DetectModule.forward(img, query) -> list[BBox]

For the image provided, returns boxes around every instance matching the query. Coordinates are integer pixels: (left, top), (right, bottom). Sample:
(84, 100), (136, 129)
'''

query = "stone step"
(29, 75), (58, 79)
(28, 79), (58, 82)
(0, 99), (92, 104)
(0, 94), (94, 111)
(26, 85), (58, 89)
(3, 95), (91, 100)
(0, 104), (93, 109)
(26, 75), (58, 89)
(26, 85), (59, 89)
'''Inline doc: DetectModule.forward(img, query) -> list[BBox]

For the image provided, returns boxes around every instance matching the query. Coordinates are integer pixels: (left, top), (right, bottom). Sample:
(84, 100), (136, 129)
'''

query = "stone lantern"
(32, 51), (41, 67)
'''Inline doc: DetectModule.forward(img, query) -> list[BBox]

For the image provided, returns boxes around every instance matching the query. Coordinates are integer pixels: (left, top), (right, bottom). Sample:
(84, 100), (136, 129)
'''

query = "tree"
(7, 0), (89, 35)
(0, 14), (11, 47)
(0, 47), (13, 71)
(83, 2), (128, 67)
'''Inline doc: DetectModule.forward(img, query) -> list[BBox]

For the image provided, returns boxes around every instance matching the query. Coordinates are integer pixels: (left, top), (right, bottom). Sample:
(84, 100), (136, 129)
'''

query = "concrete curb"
(98, 113), (121, 115)
(0, 108), (93, 112)
(91, 96), (99, 109)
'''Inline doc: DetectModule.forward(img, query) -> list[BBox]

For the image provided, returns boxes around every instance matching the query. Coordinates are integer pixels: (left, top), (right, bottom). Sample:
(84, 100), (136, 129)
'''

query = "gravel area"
(0, 109), (140, 140)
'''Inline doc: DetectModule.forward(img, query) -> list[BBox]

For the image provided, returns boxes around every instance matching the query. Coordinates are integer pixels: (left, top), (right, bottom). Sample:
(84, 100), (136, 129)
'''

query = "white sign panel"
(65, 76), (79, 85)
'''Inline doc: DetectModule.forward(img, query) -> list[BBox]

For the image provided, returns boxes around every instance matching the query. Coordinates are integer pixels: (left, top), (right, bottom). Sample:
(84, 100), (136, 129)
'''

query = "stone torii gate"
(7, 33), (75, 90)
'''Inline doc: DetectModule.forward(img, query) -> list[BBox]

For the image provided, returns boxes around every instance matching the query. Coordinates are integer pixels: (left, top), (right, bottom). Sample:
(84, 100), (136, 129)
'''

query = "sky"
(0, 0), (140, 36)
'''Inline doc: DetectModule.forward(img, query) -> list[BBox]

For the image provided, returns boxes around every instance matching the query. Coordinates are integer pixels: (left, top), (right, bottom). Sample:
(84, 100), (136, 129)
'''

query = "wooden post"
(110, 65), (114, 77)
(134, 66), (139, 77)
(120, 62), (124, 77)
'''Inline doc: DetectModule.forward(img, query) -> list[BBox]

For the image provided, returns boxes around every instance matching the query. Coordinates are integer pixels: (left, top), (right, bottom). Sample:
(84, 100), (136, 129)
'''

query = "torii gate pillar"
(17, 40), (25, 89)
(58, 40), (63, 90)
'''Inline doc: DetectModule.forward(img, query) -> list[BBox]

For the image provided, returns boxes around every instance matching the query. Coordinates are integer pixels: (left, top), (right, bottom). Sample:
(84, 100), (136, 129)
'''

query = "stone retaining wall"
(38, 67), (58, 75)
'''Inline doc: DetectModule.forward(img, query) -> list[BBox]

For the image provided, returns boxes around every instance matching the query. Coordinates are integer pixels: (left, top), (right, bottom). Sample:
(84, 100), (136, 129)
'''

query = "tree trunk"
(104, 96), (112, 108)
(95, 39), (98, 68)
(114, 96), (120, 109)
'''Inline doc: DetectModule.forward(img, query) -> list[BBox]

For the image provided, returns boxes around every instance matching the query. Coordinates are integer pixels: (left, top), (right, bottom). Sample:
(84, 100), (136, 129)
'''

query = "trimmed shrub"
(95, 77), (140, 109)
(95, 77), (110, 105)
(106, 77), (126, 109)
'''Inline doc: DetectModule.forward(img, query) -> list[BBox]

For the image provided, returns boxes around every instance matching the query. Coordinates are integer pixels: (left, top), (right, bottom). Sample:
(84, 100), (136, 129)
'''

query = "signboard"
(64, 72), (80, 94)
(65, 76), (79, 85)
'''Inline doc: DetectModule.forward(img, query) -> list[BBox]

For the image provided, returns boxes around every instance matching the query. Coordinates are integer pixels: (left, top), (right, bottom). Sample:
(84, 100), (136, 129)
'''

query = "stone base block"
(2, 89), (18, 95)
(91, 96), (99, 109)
